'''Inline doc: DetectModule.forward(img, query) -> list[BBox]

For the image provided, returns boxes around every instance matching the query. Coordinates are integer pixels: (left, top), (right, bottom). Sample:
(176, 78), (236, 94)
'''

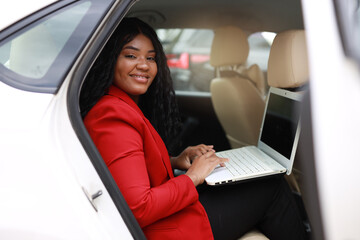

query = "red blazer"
(84, 85), (213, 239)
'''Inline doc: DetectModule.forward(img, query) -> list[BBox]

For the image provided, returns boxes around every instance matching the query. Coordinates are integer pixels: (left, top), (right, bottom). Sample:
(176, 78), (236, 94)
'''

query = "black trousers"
(198, 176), (308, 240)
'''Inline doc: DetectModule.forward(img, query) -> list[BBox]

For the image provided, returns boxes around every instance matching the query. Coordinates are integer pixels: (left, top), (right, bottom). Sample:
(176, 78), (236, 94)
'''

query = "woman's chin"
(128, 88), (149, 98)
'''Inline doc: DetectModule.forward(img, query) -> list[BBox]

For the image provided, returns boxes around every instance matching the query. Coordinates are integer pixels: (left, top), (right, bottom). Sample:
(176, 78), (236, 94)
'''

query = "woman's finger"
(204, 153), (228, 167)
(196, 144), (213, 153)
(203, 150), (216, 158)
(194, 149), (204, 156)
(219, 158), (229, 167)
(202, 145), (214, 152)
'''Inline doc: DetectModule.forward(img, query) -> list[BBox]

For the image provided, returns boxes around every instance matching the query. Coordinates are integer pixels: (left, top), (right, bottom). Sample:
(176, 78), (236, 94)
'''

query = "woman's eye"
(147, 56), (156, 62)
(125, 54), (136, 59)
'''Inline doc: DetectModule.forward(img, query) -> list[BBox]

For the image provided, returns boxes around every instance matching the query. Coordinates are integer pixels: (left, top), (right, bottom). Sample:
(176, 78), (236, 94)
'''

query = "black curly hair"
(80, 17), (181, 152)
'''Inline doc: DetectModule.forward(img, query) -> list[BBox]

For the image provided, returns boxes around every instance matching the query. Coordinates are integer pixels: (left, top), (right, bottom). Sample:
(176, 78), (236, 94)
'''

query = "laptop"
(205, 87), (303, 185)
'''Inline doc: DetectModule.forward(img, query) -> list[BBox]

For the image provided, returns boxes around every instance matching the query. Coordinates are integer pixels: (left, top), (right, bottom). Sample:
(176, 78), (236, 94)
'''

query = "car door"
(0, 0), (143, 239)
(299, 0), (360, 239)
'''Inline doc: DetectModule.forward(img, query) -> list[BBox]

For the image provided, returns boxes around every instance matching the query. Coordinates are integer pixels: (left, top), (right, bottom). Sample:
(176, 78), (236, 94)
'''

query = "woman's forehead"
(122, 34), (155, 51)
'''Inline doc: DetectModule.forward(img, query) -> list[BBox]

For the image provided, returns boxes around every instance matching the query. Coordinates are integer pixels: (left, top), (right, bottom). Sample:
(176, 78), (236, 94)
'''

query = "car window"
(0, 2), (91, 79)
(0, 0), (113, 93)
(157, 29), (214, 92)
(157, 28), (274, 92)
(247, 32), (275, 71)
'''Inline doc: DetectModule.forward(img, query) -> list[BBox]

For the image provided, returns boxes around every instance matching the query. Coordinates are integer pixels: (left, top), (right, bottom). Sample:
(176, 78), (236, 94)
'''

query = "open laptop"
(205, 87), (303, 185)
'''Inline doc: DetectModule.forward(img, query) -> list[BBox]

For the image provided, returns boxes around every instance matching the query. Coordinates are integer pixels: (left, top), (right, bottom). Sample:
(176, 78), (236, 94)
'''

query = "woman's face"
(114, 34), (158, 102)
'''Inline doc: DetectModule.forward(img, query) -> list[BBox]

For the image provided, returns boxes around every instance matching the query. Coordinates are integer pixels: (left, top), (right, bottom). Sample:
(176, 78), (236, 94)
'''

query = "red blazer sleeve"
(84, 98), (199, 228)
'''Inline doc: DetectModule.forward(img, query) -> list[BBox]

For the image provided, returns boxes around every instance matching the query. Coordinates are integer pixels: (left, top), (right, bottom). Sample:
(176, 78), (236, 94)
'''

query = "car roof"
(128, 0), (304, 33)
(0, 0), (57, 31)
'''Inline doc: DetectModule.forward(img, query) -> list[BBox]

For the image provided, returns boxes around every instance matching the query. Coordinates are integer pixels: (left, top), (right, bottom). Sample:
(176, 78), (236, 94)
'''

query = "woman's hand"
(171, 144), (215, 170)
(185, 150), (228, 187)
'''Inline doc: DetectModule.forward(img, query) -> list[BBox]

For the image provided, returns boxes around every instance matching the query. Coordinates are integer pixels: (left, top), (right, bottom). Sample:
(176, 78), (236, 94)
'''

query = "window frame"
(66, 0), (146, 239)
(0, 0), (113, 93)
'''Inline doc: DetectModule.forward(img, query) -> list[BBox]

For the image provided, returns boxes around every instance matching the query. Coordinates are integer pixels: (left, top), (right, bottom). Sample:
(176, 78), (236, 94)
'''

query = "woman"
(80, 18), (308, 240)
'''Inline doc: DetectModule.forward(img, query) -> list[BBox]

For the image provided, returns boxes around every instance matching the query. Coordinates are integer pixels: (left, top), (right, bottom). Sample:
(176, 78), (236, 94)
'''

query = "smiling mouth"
(130, 74), (149, 80)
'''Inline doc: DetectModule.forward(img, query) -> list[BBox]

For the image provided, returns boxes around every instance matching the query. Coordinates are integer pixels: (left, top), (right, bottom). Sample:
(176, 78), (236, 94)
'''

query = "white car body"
(303, 0), (360, 239)
(0, 0), (57, 30)
(0, 0), (134, 239)
(0, 0), (359, 239)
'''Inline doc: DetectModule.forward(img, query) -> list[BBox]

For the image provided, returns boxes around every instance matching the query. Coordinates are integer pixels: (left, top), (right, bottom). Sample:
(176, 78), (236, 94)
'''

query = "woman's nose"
(136, 57), (149, 70)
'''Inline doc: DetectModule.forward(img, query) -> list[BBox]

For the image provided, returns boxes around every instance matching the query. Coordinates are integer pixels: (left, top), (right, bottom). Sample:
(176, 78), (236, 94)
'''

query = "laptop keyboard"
(217, 148), (272, 176)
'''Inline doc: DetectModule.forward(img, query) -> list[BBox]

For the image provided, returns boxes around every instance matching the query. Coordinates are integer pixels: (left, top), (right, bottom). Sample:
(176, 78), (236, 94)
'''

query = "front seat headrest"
(210, 26), (249, 67)
(267, 30), (309, 88)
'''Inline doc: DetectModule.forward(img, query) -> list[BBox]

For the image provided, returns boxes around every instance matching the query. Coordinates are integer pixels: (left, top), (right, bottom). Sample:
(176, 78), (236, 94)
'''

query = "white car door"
(0, 0), (141, 239)
(301, 0), (360, 239)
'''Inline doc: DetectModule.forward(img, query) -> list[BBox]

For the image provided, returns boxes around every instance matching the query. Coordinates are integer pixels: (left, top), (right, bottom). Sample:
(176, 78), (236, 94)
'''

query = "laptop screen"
(260, 91), (301, 159)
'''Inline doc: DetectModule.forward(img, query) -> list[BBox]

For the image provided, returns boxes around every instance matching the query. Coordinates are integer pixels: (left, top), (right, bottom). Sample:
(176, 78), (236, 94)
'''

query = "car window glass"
(157, 28), (275, 92)
(0, 2), (91, 79)
(0, 0), (113, 93)
(247, 32), (275, 71)
(157, 28), (214, 92)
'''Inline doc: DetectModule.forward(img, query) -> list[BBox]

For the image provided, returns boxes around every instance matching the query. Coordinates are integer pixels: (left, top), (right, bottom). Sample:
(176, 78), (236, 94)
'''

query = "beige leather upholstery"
(210, 26), (249, 67)
(211, 77), (265, 148)
(235, 30), (308, 240)
(210, 26), (266, 148)
(244, 64), (267, 96)
(267, 29), (309, 195)
(210, 26), (267, 95)
(267, 30), (309, 88)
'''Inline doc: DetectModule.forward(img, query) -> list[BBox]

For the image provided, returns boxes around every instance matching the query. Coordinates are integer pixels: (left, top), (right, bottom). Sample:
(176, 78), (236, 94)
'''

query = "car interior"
(210, 25), (267, 149)
(76, 0), (313, 239)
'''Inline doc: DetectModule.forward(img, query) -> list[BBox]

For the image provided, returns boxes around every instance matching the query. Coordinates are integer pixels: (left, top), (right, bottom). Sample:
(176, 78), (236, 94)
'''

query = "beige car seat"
(238, 29), (309, 240)
(267, 29), (309, 194)
(210, 26), (267, 149)
(267, 30), (309, 89)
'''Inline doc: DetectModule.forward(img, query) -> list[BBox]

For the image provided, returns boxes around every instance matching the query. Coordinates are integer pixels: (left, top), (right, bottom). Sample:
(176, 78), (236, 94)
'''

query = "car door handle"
(82, 187), (102, 212)
(91, 190), (103, 200)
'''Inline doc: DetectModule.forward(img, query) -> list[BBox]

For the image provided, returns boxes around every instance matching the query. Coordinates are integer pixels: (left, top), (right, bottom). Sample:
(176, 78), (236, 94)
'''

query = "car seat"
(210, 26), (267, 149)
(238, 29), (309, 240)
(267, 29), (309, 194)
(267, 30), (308, 90)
